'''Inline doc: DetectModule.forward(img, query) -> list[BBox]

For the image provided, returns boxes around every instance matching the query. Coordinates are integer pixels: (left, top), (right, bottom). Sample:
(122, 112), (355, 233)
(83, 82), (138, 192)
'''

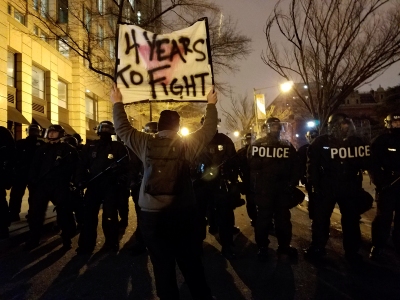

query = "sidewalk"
(1, 189), (57, 252)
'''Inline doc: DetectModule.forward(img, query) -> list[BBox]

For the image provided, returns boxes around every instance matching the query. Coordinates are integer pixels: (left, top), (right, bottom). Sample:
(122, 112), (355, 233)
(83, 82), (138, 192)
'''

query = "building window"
(98, 25), (104, 47)
(8, 4), (12, 14)
(108, 15), (115, 31)
(41, 0), (49, 17)
(84, 7), (91, 32)
(33, 0), (38, 11)
(14, 9), (25, 25)
(58, 81), (67, 108)
(58, 37), (69, 58)
(7, 52), (15, 87)
(129, 0), (134, 9)
(85, 95), (95, 119)
(109, 40), (115, 59)
(58, 0), (68, 23)
(32, 66), (45, 99)
(98, 0), (104, 15)
(33, 25), (39, 35)
(40, 31), (49, 43)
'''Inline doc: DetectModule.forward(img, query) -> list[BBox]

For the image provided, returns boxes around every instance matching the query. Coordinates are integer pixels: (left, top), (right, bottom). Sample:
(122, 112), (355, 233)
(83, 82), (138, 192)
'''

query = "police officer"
(76, 121), (129, 254)
(297, 129), (318, 219)
(194, 117), (239, 259)
(25, 125), (78, 250)
(249, 118), (300, 261)
(304, 113), (370, 265)
(9, 124), (45, 222)
(237, 133), (258, 226)
(0, 127), (15, 239)
(369, 112), (400, 260)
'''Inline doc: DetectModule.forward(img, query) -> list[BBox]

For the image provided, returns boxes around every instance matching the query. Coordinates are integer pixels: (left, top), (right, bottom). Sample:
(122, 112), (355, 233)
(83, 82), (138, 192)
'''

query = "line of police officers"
(1, 111), (399, 265)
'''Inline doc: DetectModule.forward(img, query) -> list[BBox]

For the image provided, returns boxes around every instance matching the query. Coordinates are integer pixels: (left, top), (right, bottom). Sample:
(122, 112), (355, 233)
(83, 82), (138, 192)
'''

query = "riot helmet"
(26, 124), (42, 137)
(44, 125), (65, 141)
(264, 117), (283, 139)
(327, 113), (356, 139)
(242, 132), (253, 146)
(305, 129), (318, 143)
(143, 121), (158, 133)
(384, 112), (400, 133)
(96, 121), (116, 135)
(72, 133), (83, 144)
(61, 135), (78, 148)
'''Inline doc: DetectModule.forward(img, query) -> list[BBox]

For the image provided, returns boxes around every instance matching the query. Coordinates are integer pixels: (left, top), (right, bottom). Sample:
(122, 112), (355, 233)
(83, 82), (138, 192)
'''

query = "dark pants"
(371, 185), (400, 251)
(0, 187), (10, 236)
(254, 189), (292, 250)
(27, 184), (76, 245)
(78, 185), (121, 251)
(140, 207), (212, 300)
(9, 175), (29, 216)
(195, 182), (234, 248)
(245, 193), (258, 224)
(311, 182), (361, 254)
(118, 188), (130, 223)
(131, 186), (144, 243)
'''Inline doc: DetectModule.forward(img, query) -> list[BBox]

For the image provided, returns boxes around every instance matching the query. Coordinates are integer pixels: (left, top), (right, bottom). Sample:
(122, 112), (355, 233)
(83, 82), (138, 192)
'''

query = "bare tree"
(220, 94), (255, 136)
(262, 0), (400, 130)
(26, 0), (251, 88)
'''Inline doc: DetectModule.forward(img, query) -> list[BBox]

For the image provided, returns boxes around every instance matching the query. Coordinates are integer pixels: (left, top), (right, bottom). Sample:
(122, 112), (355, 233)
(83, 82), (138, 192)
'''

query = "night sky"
(213, 0), (400, 131)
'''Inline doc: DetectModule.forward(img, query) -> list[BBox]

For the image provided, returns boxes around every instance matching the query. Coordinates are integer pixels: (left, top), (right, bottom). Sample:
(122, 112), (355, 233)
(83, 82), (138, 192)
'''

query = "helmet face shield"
(385, 113), (400, 129)
(328, 113), (356, 139)
(143, 121), (158, 133)
(44, 125), (65, 140)
(97, 121), (116, 135)
(27, 124), (42, 137)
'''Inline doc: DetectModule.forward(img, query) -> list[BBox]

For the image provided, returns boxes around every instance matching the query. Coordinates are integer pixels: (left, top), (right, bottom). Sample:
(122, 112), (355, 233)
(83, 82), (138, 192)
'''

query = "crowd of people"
(0, 84), (399, 299)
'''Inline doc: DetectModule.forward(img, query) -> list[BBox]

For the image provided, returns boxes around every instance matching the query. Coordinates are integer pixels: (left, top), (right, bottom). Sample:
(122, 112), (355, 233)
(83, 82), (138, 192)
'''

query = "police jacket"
(237, 144), (250, 188)
(14, 136), (45, 177)
(75, 137), (129, 188)
(113, 103), (218, 212)
(195, 132), (239, 184)
(307, 134), (370, 189)
(29, 141), (78, 187)
(369, 130), (400, 189)
(0, 127), (16, 189)
(297, 143), (310, 185)
(248, 135), (300, 193)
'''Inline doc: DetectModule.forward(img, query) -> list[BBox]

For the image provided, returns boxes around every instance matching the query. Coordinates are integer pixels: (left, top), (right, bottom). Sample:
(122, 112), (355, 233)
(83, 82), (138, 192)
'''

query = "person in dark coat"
(9, 124), (45, 222)
(25, 125), (78, 250)
(248, 118), (300, 261)
(304, 113), (371, 265)
(369, 112), (400, 260)
(110, 83), (217, 300)
(0, 127), (15, 239)
(76, 121), (129, 254)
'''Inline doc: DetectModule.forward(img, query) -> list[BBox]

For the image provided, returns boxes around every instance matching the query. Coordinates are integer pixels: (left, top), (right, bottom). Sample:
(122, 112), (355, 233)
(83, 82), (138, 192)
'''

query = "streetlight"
(253, 81), (294, 138)
(180, 127), (189, 136)
(233, 131), (240, 137)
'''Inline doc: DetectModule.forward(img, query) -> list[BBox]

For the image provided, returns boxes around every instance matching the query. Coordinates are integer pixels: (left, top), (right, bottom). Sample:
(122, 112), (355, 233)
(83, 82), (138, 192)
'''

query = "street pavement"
(0, 176), (399, 300)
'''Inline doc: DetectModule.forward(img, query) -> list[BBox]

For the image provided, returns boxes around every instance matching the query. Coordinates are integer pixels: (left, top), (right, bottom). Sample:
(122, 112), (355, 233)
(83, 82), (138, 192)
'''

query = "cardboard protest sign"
(115, 19), (213, 103)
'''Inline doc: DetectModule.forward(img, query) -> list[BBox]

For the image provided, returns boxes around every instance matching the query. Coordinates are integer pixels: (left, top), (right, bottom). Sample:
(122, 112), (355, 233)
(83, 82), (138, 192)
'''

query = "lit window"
(14, 9), (25, 25)
(84, 7), (91, 32)
(129, 0), (134, 9)
(98, 0), (104, 15)
(109, 40), (115, 59)
(85, 95), (94, 119)
(58, 81), (67, 108)
(58, 37), (69, 58)
(33, 0), (39, 11)
(32, 66), (45, 99)
(98, 25), (104, 47)
(40, 31), (49, 43)
(7, 52), (15, 87)
(33, 25), (39, 35)
(41, 0), (49, 18)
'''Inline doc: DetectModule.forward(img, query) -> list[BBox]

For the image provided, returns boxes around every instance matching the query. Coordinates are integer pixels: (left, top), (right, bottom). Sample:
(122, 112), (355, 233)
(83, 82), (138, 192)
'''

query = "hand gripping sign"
(115, 19), (213, 103)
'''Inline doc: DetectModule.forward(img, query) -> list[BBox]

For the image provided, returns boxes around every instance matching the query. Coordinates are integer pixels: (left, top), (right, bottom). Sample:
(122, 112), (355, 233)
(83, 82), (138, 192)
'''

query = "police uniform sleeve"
(75, 144), (91, 185)
(306, 138), (321, 191)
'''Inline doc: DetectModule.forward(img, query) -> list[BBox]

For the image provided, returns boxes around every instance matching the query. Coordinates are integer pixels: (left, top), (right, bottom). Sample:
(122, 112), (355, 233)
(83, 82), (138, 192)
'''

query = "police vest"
(251, 145), (290, 158)
(326, 145), (370, 159)
(144, 134), (186, 196)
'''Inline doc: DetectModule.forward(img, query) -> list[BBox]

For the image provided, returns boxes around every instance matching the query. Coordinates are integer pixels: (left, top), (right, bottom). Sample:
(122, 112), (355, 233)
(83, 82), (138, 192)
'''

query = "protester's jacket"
(75, 138), (129, 188)
(369, 130), (400, 189)
(307, 134), (370, 189)
(113, 103), (218, 212)
(14, 136), (45, 176)
(194, 132), (239, 184)
(29, 141), (78, 187)
(248, 135), (300, 193)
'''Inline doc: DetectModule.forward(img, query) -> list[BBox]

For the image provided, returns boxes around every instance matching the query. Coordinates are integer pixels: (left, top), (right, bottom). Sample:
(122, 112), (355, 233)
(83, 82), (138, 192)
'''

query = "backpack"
(144, 134), (187, 196)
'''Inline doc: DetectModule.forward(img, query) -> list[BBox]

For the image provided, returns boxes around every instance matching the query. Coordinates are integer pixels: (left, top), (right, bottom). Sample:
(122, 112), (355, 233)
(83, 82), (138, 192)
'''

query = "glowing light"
(280, 81), (293, 93)
(180, 127), (189, 136)
(233, 131), (240, 137)
(307, 121), (316, 128)
(295, 134), (299, 137)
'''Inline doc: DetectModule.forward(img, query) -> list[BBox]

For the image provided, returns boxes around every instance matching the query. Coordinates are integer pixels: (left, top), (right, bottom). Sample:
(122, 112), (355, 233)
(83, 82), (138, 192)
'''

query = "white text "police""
(252, 146), (289, 158)
(330, 145), (370, 159)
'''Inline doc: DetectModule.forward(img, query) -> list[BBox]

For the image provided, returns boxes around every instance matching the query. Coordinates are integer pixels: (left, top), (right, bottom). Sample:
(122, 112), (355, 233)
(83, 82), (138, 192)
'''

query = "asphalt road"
(1, 186), (399, 300)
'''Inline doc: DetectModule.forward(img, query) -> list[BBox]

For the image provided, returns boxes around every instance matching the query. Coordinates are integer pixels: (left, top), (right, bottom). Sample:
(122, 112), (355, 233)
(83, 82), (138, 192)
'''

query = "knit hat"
(158, 110), (180, 131)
